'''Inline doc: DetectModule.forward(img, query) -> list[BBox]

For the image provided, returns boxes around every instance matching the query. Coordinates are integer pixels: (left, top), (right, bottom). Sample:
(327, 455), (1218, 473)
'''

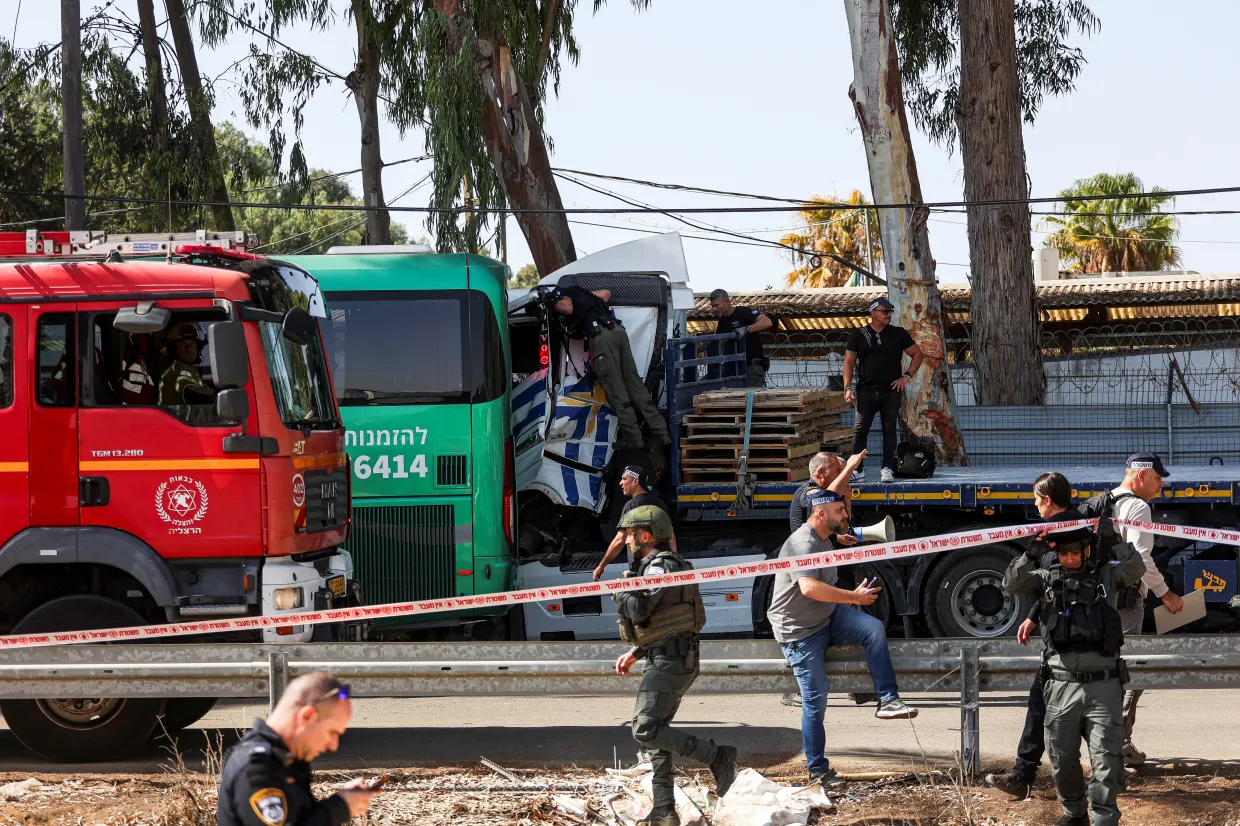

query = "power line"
(8, 183), (1240, 216)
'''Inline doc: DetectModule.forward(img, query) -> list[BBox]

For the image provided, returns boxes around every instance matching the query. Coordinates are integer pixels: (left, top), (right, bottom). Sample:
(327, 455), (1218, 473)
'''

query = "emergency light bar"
(0, 229), (253, 258)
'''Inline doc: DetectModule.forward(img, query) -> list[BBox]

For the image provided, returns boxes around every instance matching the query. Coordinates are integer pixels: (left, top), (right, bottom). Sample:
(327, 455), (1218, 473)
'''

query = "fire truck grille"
(347, 504), (457, 606)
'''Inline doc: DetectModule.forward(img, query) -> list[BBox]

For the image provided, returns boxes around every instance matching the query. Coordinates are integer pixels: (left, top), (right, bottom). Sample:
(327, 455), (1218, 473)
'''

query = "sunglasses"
(875, 308), (893, 315)
(315, 683), (351, 704)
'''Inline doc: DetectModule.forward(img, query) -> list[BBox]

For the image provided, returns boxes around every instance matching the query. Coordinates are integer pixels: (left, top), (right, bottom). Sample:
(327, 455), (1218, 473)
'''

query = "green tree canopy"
(1041, 172), (1182, 273)
(508, 263), (541, 288)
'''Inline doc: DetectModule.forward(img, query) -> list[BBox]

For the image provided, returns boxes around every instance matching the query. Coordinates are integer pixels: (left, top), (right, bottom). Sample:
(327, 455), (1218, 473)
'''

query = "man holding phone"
(767, 492), (918, 787)
(218, 672), (381, 826)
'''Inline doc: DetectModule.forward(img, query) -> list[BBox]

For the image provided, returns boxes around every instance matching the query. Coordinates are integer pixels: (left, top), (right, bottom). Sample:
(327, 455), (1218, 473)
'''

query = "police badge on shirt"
(249, 788), (288, 826)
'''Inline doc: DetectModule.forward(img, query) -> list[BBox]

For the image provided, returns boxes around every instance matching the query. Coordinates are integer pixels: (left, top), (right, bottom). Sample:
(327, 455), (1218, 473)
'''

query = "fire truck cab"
(0, 230), (359, 761)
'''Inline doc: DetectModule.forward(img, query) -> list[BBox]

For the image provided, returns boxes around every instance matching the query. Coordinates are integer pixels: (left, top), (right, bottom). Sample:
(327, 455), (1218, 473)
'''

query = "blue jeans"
(779, 606), (901, 775)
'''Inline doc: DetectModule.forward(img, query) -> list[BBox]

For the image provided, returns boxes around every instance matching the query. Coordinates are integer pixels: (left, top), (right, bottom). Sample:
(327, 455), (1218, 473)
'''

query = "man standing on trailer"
(842, 297), (923, 484)
(1108, 452), (1184, 766)
(594, 465), (677, 581)
(550, 286), (670, 451)
(708, 289), (774, 387)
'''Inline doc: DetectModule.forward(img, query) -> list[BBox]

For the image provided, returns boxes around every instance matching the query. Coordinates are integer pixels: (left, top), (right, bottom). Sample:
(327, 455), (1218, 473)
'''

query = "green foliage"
(509, 263), (541, 287)
(892, 0), (1100, 149)
(1041, 173), (1182, 273)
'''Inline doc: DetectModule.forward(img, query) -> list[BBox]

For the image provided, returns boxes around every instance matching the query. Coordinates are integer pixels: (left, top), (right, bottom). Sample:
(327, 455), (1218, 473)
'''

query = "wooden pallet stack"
(679, 388), (851, 483)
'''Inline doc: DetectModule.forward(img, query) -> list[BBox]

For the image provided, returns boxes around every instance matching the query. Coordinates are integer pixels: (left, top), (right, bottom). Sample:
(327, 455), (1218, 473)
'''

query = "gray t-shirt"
(767, 524), (838, 643)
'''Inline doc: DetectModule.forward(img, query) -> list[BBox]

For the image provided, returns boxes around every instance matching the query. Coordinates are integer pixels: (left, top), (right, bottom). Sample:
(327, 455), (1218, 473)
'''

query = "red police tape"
(0, 517), (1232, 650)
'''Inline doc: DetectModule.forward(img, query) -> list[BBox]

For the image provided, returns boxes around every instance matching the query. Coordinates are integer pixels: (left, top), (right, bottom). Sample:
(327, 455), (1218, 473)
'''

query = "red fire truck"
(0, 230), (360, 761)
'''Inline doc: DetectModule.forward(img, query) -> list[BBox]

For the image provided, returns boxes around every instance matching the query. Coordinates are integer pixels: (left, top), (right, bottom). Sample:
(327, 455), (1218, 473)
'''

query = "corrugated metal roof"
(689, 274), (1240, 319)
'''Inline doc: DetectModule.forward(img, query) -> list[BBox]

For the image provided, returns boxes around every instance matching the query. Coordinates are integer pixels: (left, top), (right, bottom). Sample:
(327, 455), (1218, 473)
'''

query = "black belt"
(1047, 667), (1120, 684)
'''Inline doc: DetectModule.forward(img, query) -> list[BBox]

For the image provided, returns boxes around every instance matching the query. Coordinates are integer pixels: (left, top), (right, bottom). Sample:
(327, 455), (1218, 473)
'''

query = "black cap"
(1126, 452), (1170, 478)
(868, 297), (894, 312)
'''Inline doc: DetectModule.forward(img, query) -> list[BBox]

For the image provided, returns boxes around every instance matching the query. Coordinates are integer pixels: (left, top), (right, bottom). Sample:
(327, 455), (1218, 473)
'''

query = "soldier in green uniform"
(159, 322), (216, 407)
(613, 505), (738, 825)
(1003, 519), (1147, 826)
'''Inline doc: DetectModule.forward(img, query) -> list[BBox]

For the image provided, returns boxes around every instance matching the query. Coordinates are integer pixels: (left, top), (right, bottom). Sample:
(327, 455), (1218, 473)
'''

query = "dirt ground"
(2, 757), (1239, 826)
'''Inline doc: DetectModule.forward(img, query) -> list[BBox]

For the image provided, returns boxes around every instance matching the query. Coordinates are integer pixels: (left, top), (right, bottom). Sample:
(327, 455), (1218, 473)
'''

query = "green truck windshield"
(321, 289), (505, 406)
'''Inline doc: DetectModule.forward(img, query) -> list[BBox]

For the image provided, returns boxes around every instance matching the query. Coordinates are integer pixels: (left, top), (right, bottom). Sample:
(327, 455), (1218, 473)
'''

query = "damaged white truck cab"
(508, 234), (774, 641)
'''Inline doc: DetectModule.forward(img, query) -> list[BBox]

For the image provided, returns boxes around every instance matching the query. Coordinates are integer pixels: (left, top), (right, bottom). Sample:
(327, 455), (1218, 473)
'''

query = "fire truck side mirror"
(113, 303), (171, 334)
(282, 306), (316, 347)
(208, 321), (250, 389)
(216, 388), (250, 423)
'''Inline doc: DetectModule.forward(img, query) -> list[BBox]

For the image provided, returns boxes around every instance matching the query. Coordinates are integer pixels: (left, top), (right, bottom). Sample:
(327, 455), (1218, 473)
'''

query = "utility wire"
(11, 182), (1240, 215)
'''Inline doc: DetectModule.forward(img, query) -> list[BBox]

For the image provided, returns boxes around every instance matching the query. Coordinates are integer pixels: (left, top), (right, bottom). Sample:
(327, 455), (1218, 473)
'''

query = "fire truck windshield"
(258, 319), (338, 428)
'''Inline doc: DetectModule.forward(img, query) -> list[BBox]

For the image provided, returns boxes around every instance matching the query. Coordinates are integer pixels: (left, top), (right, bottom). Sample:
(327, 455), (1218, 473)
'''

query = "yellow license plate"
(328, 576), (346, 597)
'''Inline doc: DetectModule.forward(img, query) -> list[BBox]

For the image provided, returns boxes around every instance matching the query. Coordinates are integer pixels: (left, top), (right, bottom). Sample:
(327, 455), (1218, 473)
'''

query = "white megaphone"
(853, 515), (895, 544)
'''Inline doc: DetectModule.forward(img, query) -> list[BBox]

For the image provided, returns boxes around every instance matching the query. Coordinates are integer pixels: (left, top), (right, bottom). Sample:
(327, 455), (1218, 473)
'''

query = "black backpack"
(1078, 490), (1137, 549)
(893, 440), (936, 479)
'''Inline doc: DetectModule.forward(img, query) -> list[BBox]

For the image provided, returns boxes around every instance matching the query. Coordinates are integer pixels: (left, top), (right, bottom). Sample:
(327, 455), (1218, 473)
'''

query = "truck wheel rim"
(950, 569), (1016, 637)
(37, 697), (125, 729)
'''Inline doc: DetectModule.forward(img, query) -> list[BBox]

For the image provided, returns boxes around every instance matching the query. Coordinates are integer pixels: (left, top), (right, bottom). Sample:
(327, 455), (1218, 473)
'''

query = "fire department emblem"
(155, 476), (209, 527)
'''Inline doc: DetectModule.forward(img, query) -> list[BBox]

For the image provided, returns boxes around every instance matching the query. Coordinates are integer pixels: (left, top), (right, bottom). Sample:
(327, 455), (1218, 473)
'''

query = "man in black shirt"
(709, 289), (774, 387)
(217, 672), (379, 826)
(593, 465), (675, 580)
(842, 297), (923, 484)
(551, 285), (670, 450)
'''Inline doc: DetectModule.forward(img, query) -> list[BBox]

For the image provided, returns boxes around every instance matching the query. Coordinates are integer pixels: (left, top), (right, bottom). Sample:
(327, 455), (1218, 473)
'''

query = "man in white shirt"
(1110, 452), (1184, 767)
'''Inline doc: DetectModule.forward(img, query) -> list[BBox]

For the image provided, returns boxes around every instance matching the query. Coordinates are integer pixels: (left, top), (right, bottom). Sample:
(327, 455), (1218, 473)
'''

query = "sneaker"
(850, 469), (864, 482)
(880, 467), (895, 484)
(710, 744), (738, 797)
(638, 806), (680, 826)
(779, 693), (803, 708)
(1053, 816), (1088, 826)
(808, 768), (845, 788)
(875, 698), (918, 720)
(983, 770), (1032, 800)
(1122, 742), (1147, 767)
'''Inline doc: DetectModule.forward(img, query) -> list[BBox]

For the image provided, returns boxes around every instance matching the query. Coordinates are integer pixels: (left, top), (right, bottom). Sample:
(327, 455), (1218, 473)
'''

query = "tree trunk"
(347, 0), (392, 246)
(61, 0), (85, 230)
(843, 0), (967, 465)
(435, 0), (576, 275)
(136, 0), (169, 157)
(957, 0), (1045, 405)
(164, 0), (235, 231)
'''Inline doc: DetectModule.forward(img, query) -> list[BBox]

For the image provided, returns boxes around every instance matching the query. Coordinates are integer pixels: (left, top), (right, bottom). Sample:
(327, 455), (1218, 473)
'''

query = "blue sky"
(13, 0), (1240, 289)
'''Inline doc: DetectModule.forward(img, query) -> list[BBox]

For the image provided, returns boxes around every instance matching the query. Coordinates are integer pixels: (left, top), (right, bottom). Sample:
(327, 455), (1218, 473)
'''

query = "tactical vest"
(618, 550), (707, 648)
(1040, 551), (1125, 658)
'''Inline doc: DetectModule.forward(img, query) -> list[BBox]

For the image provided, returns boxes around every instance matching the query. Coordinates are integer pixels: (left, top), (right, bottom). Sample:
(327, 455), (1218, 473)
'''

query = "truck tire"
(0, 596), (168, 762)
(157, 698), (219, 735)
(924, 549), (1028, 638)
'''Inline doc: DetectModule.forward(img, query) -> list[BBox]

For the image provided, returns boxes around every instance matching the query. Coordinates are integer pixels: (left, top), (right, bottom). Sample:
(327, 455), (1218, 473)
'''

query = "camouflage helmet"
(618, 505), (674, 541)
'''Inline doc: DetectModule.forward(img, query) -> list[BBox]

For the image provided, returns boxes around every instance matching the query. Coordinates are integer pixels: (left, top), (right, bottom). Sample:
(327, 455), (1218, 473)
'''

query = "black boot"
(710, 744), (738, 797)
(984, 768), (1033, 800)
(1052, 815), (1088, 826)
(638, 805), (680, 826)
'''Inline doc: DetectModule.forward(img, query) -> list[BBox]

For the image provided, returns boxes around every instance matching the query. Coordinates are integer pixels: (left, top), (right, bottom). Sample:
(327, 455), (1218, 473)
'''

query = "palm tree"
(781, 191), (882, 287)
(1042, 173), (1183, 273)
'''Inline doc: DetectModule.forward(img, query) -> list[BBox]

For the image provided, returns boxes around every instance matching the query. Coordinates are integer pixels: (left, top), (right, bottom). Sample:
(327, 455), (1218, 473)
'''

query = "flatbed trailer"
(662, 334), (1240, 640)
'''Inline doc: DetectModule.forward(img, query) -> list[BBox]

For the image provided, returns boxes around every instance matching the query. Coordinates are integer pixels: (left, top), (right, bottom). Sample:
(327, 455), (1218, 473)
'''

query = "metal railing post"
(268, 650), (288, 712)
(959, 646), (981, 779)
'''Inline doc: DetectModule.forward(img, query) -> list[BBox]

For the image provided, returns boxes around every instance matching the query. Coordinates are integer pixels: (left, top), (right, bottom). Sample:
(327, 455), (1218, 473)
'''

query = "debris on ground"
(713, 769), (832, 826)
(0, 778), (42, 800)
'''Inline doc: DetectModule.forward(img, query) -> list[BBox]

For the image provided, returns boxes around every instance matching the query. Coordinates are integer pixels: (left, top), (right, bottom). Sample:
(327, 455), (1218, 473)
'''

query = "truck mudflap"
(261, 550), (364, 642)
(515, 552), (765, 641)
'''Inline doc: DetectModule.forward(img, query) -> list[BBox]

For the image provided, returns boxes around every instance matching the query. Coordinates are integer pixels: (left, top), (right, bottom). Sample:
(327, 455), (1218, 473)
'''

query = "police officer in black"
(218, 672), (380, 826)
(1003, 517), (1147, 826)
(708, 289), (773, 387)
(614, 505), (738, 824)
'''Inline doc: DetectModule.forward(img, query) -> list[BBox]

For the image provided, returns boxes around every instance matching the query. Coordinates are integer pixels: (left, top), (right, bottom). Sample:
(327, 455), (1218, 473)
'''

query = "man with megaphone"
(767, 491), (919, 787)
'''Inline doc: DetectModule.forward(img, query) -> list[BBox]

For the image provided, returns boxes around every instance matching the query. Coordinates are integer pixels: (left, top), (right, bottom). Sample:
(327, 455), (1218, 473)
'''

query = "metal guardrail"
(2, 636), (1237, 774)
